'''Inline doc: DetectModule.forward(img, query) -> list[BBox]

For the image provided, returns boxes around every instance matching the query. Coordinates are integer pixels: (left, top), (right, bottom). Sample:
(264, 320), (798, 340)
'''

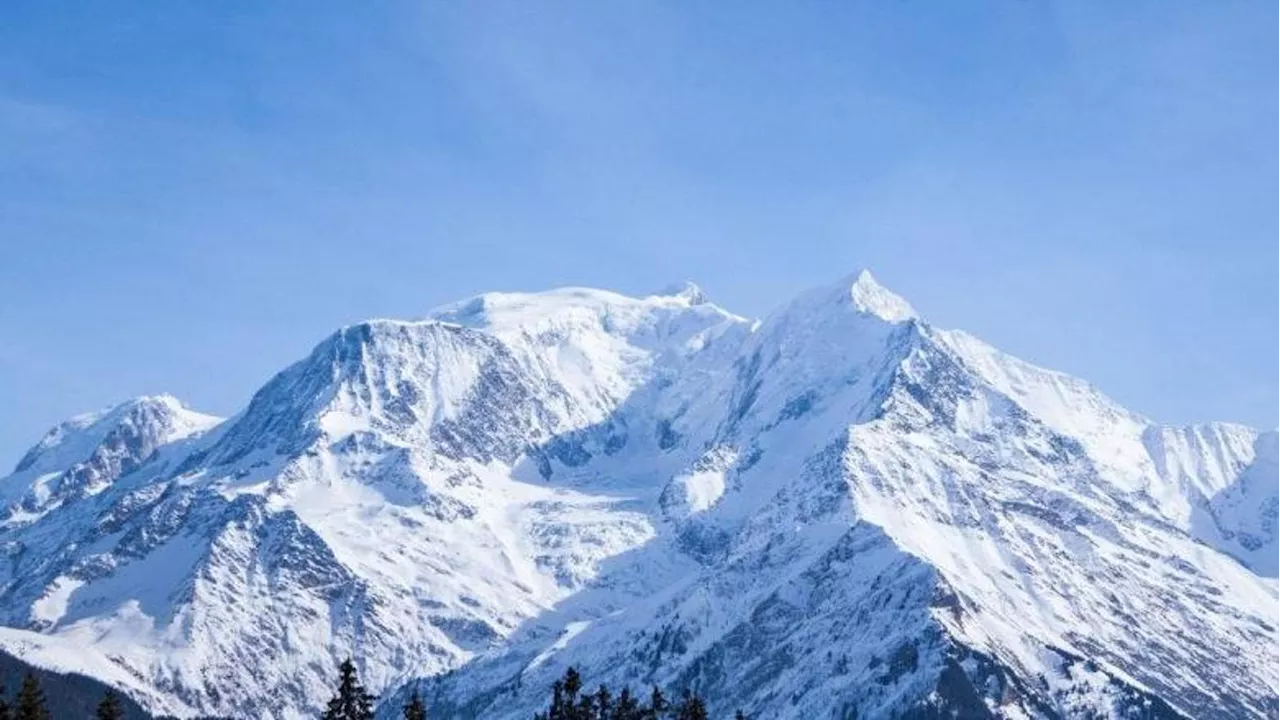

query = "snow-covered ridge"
(2, 395), (223, 525)
(0, 272), (1274, 720)
(11, 394), (220, 477)
(848, 269), (917, 322)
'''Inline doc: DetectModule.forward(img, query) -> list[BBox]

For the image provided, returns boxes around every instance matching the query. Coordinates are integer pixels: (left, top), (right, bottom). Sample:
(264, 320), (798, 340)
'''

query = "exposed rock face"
(0, 275), (1273, 719)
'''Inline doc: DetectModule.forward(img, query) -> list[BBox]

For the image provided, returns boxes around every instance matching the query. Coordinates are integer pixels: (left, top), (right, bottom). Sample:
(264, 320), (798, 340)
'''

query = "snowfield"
(0, 272), (1274, 719)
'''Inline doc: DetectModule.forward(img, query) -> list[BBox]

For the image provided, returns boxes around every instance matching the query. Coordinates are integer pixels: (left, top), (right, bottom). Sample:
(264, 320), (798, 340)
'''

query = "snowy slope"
(0, 625), (197, 717)
(1, 395), (222, 526)
(0, 274), (1273, 720)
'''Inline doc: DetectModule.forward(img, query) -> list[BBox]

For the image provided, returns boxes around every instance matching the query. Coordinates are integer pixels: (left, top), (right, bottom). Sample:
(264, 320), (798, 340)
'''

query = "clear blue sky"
(1, 1), (1275, 465)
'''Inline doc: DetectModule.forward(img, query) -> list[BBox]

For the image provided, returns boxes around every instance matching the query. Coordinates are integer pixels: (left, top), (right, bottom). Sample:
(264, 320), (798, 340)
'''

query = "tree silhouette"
(321, 658), (375, 720)
(401, 687), (427, 720)
(14, 674), (49, 720)
(533, 668), (721, 720)
(611, 687), (641, 720)
(96, 691), (125, 720)
(644, 687), (668, 720)
(674, 690), (707, 720)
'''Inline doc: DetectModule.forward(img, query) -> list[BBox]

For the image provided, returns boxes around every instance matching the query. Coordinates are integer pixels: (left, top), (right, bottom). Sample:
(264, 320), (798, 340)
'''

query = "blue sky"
(0, 1), (1275, 464)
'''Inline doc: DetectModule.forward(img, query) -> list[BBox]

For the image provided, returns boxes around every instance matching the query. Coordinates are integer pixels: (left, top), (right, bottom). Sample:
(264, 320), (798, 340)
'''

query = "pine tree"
(644, 686), (668, 720)
(401, 688), (427, 720)
(14, 674), (49, 720)
(540, 668), (596, 720)
(547, 679), (566, 720)
(673, 690), (707, 720)
(0, 683), (10, 720)
(591, 685), (612, 720)
(321, 658), (376, 720)
(733, 711), (748, 720)
(562, 668), (583, 701)
(96, 691), (125, 720)
(534, 669), (714, 720)
(561, 668), (584, 720)
(611, 687), (641, 720)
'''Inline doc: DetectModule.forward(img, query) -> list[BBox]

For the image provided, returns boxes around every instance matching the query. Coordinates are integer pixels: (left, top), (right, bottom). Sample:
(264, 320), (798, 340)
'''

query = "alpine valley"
(0, 273), (1274, 719)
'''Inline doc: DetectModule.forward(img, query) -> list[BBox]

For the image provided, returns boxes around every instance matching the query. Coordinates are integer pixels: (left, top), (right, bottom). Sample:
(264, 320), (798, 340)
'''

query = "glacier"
(0, 272), (1273, 719)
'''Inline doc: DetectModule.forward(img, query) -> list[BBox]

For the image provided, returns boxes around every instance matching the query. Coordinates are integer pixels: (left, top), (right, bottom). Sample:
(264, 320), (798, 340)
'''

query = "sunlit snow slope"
(0, 274), (1274, 720)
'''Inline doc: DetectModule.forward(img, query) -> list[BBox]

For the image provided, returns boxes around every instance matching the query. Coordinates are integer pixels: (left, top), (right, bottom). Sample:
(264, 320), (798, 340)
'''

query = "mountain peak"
(2, 273), (1273, 720)
(11, 394), (220, 476)
(654, 280), (708, 305)
(847, 270), (917, 323)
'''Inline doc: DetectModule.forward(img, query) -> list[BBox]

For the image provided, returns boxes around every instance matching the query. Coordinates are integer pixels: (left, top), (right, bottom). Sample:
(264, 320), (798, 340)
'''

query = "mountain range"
(0, 272), (1274, 719)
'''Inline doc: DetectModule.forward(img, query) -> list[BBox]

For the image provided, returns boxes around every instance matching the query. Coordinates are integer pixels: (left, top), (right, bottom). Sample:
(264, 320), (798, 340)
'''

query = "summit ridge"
(0, 273), (1272, 720)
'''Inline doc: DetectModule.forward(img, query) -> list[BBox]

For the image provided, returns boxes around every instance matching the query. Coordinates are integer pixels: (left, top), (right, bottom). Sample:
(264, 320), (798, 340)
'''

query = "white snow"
(29, 576), (83, 627)
(525, 620), (592, 671)
(847, 270), (918, 322)
(0, 625), (198, 716)
(661, 447), (738, 518)
(0, 274), (1272, 720)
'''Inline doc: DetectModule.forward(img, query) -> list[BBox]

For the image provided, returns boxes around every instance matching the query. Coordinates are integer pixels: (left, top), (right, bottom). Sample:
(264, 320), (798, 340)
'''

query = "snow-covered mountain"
(0, 273), (1274, 719)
